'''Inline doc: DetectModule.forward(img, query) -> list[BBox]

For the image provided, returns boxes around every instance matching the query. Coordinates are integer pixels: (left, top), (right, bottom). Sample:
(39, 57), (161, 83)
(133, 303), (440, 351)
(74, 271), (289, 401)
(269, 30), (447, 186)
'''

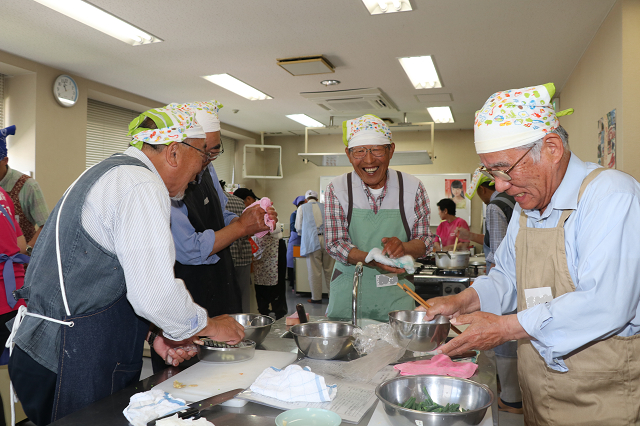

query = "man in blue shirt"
(425, 83), (640, 425)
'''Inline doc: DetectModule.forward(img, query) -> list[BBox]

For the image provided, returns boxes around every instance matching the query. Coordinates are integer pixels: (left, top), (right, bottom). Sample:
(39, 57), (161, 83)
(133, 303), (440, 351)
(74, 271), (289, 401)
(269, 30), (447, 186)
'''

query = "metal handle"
(352, 262), (363, 327)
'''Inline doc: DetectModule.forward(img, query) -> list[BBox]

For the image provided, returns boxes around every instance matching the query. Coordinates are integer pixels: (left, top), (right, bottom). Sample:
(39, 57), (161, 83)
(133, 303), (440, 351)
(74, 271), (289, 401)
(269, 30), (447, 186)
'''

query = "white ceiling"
(0, 0), (616, 133)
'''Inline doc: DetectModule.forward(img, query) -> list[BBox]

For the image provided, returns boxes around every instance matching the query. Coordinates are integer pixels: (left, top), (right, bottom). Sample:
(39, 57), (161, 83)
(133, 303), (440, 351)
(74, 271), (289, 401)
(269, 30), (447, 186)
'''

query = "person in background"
(458, 168), (521, 414)
(449, 179), (466, 209)
(7, 106), (244, 425)
(324, 114), (433, 322)
(234, 188), (288, 319)
(296, 190), (334, 304)
(222, 180), (254, 314)
(286, 195), (306, 289)
(0, 125), (49, 255)
(424, 83), (640, 425)
(432, 198), (469, 251)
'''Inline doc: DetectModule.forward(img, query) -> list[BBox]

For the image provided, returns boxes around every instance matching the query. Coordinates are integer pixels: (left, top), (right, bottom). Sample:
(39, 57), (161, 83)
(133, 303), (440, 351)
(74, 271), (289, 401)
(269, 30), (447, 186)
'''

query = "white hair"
(517, 126), (569, 163)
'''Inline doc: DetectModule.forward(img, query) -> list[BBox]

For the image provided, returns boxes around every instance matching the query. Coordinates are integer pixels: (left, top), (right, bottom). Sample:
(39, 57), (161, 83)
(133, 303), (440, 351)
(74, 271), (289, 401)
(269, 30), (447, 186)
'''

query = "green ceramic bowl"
(275, 408), (342, 426)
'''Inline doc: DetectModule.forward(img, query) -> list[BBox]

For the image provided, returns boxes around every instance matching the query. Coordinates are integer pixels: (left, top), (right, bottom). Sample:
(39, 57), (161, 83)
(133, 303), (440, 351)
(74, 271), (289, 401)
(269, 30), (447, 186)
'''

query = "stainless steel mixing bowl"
(290, 321), (358, 360)
(389, 310), (450, 352)
(228, 313), (274, 346)
(375, 375), (494, 426)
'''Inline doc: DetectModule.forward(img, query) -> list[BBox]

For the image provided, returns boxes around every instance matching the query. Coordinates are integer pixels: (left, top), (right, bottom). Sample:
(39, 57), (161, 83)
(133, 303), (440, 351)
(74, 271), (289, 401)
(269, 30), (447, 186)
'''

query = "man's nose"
(494, 178), (511, 193)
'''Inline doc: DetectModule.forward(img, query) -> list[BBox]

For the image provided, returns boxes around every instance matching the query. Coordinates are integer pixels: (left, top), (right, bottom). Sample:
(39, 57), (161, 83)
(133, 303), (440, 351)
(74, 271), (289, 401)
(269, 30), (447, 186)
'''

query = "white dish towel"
(123, 389), (188, 426)
(365, 247), (415, 274)
(250, 365), (337, 402)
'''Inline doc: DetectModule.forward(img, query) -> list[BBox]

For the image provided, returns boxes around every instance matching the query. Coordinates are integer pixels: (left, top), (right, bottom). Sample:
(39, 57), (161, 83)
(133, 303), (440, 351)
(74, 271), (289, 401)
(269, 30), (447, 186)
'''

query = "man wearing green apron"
(324, 114), (434, 322)
(424, 83), (640, 425)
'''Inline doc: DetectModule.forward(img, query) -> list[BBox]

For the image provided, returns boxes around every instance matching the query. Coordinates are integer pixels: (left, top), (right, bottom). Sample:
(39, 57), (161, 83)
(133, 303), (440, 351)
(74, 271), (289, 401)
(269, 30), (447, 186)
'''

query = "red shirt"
(0, 187), (26, 315)
(435, 217), (469, 248)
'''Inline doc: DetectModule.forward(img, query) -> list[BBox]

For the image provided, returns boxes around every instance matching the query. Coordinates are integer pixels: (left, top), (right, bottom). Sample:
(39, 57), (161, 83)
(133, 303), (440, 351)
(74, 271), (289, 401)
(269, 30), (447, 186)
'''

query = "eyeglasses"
(479, 145), (534, 182)
(348, 145), (389, 159)
(180, 140), (208, 162)
(206, 140), (224, 161)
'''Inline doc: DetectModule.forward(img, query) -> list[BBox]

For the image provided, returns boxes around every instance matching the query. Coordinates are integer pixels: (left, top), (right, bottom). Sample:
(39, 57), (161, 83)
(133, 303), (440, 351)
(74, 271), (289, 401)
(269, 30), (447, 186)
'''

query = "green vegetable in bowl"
(399, 386), (468, 412)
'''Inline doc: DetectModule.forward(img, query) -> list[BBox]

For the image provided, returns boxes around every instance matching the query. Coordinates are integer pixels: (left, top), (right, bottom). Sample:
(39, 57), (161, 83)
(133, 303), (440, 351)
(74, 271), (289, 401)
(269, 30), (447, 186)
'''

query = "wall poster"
(598, 109), (616, 169)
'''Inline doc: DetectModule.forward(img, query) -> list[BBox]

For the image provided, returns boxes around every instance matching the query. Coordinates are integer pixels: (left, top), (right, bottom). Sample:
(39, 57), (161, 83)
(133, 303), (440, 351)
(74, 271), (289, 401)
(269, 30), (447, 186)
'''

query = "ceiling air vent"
(300, 88), (398, 113)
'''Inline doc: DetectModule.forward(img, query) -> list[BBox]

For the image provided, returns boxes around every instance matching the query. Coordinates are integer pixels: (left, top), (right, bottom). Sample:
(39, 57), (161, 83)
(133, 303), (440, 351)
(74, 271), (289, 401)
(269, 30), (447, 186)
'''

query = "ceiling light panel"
(398, 56), (442, 89)
(202, 74), (272, 101)
(286, 114), (325, 128)
(361, 0), (412, 15)
(33, 0), (161, 46)
(427, 107), (454, 123)
(277, 56), (335, 76)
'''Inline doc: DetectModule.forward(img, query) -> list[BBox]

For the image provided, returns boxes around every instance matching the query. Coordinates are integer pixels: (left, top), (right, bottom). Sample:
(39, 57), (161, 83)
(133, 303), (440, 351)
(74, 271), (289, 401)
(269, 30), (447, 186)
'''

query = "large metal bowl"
(290, 321), (358, 360)
(375, 375), (494, 426)
(228, 313), (274, 346)
(389, 310), (450, 352)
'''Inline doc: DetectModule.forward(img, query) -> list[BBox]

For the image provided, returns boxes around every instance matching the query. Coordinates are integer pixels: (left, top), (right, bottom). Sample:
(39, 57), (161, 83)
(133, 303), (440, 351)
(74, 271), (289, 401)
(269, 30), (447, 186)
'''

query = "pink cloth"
(243, 197), (276, 238)
(394, 354), (478, 379)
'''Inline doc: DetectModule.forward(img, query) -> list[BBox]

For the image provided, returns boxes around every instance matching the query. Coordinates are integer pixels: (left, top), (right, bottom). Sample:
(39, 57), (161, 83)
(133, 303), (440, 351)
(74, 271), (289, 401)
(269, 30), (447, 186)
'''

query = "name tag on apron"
(524, 287), (553, 309)
(376, 273), (398, 288)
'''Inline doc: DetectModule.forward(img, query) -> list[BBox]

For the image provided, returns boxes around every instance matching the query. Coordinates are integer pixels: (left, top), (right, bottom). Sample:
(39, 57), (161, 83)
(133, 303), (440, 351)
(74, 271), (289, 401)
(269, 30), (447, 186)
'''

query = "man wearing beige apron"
(424, 83), (640, 425)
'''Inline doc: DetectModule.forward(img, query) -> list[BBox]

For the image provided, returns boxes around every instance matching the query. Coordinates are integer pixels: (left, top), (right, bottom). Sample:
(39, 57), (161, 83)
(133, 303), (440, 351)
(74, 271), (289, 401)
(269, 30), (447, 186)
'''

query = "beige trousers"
(306, 235), (334, 301)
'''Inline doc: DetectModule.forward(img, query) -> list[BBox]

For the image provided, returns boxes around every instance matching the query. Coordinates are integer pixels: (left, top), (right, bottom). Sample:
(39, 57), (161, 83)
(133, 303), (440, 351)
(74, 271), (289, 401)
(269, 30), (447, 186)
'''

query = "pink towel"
(394, 354), (478, 379)
(243, 197), (276, 238)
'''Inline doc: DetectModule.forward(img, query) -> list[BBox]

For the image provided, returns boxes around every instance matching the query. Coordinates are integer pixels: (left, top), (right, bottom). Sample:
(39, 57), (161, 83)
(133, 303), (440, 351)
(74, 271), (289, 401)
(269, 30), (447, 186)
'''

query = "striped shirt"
(484, 191), (509, 266)
(225, 194), (253, 267)
(324, 173), (433, 265)
(81, 147), (208, 340)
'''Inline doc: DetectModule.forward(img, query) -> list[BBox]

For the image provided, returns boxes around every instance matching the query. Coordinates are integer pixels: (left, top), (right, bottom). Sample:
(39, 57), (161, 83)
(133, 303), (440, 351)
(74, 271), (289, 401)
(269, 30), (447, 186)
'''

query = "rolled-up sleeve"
(170, 201), (219, 265)
(324, 183), (355, 265)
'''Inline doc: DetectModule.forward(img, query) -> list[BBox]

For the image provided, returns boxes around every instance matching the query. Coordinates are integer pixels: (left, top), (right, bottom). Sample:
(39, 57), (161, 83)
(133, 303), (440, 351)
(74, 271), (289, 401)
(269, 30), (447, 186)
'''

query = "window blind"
(86, 99), (140, 168)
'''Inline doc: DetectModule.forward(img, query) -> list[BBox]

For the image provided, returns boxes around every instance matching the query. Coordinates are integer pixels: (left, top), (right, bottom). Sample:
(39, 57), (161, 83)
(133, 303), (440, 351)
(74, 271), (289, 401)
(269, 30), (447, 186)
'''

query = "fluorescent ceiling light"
(427, 107), (454, 123)
(398, 56), (442, 89)
(286, 114), (325, 128)
(33, 0), (161, 46)
(361, 0), (412, 15)
(202, 74), (272, 101)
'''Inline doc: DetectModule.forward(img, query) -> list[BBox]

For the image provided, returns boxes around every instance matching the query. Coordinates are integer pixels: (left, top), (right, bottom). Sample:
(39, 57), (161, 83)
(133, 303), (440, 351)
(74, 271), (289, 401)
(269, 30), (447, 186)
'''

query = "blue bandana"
(0, 125), (16, 158)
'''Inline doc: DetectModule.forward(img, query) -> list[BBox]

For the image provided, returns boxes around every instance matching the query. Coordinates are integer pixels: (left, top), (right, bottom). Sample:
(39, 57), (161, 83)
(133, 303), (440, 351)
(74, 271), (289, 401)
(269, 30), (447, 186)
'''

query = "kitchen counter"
(49, 317), (498, 426)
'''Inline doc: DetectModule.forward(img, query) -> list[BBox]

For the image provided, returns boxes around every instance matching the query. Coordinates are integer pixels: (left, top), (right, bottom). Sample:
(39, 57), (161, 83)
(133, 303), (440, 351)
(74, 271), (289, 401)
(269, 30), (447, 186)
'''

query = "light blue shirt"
(170, 163), (238, 265)
(472, 153), (640, 372)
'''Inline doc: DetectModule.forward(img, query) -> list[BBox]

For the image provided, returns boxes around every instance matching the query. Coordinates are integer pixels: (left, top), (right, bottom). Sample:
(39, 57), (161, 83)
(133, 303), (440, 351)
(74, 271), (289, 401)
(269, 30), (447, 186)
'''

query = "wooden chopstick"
(453, 236), (459, 252)
(396, 283), (462, 335)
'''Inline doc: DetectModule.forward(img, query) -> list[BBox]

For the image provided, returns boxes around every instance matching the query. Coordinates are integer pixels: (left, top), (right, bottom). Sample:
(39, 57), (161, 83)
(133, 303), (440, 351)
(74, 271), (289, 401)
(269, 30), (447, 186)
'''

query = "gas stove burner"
(435, 268), (466, 276)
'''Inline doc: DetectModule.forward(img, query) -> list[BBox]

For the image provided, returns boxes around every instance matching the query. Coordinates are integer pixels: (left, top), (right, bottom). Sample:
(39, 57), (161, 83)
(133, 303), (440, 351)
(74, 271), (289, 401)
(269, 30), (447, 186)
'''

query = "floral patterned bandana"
(466, 167), (494, 200)
(342, 114), (392, 148)
(128, 106), (205, 150)
(474, 83), (574, 154)
(173, 100), (223, 133)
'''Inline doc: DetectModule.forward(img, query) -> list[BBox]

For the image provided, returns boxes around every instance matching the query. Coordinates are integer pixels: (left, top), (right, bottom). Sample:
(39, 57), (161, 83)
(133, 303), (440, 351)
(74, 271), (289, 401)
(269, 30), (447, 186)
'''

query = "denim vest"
(299, 201), (323, 257)
(10, 154), (149, 373)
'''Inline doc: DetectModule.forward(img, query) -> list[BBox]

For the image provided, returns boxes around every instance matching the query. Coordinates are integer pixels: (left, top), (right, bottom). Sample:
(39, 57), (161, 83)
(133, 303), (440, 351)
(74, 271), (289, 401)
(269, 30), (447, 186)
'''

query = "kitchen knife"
(296, 303), (308, 323)
(147, 388), (244, 425)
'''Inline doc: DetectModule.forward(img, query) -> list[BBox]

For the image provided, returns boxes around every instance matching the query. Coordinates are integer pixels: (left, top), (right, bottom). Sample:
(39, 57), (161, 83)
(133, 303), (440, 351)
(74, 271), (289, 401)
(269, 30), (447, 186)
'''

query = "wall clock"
(53, 74), (78, 107)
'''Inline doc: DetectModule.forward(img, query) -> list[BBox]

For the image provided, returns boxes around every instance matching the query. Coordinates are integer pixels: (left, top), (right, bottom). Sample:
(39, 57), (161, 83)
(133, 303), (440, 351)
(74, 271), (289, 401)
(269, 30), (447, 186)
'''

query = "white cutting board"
(153, 350), (298, 403)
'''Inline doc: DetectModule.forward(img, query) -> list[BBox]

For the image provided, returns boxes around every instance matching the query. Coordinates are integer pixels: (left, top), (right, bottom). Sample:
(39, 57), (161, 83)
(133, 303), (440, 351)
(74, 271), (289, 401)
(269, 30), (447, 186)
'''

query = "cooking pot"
(434, 250), (470, 270)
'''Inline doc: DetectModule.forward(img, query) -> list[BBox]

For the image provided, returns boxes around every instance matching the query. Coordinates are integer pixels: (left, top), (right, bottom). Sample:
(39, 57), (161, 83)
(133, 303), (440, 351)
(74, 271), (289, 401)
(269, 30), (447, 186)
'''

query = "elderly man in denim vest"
(6, 106), (245, 425)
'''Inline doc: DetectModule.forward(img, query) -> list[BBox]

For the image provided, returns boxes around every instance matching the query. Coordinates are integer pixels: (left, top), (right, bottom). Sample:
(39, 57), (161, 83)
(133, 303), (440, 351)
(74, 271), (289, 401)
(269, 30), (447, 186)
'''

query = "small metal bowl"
(389, 310), (450, 352)
(375, 375), (494, 426)
(228, 313), (274, 346)
(197, 339), (256, 363)
(290, 321), (358, 360)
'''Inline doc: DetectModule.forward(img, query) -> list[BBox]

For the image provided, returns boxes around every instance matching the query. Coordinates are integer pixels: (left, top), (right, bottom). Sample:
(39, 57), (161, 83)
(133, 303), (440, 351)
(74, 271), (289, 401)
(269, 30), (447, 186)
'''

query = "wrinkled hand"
(419, 289), (479, 321)
(265, 206), (277, 227)
(455, 227), (470, 240)
(435, 312), (514, 357)
(239, 205), (271, 236)
(153, 337), (198, 367)
(381, 237), (405, 259)
(195, 314), (245, 346)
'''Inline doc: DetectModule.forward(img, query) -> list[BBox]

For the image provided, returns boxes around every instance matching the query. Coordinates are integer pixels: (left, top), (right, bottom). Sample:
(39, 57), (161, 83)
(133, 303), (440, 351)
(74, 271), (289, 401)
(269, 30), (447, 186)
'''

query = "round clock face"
(53, 75), (78, 107)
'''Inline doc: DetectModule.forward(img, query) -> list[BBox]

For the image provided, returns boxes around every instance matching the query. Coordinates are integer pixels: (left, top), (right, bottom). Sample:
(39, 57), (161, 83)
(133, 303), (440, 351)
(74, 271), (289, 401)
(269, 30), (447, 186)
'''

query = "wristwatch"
(26, 245), (33, 256)
(147, 331), (158, 348)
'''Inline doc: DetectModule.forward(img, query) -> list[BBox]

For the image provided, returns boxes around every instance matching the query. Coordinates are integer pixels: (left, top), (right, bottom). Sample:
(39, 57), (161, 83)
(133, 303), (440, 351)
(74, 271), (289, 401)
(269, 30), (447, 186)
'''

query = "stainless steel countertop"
(49, 316), (498, 426)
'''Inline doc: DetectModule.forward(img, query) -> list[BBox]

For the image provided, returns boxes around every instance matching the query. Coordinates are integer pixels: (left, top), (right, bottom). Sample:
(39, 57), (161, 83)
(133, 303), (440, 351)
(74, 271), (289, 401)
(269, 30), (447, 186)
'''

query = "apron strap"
(0, 203), (16, 231)
(396, 170), (411, 241)
(346, 172), (353, 229)
(557, 167), (610, 227)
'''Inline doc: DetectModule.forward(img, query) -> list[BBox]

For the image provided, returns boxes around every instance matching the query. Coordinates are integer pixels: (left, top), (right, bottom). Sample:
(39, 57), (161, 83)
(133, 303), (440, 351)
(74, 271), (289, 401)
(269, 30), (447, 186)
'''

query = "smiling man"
(324, 114), (433, 321)
(424, 83), (640, 425)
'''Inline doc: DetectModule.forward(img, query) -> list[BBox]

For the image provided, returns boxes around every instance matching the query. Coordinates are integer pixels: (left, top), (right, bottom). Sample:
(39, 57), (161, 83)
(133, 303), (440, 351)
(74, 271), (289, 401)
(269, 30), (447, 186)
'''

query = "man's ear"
(166, 143), (180, 168)
(543, 133), (565, 164)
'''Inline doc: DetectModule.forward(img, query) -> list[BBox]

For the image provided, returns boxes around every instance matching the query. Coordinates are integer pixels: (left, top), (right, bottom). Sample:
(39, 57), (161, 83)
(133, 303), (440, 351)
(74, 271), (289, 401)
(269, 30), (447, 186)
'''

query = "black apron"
(174, 168), (242, 316)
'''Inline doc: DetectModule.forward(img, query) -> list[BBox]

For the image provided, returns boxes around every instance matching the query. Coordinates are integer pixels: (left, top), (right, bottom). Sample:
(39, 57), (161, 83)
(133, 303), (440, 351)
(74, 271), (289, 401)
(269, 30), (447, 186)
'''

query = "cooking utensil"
(147, 388), (244, 425)
(375, 375), (493, 426)
(290, 321), (358, 360)
(453, 236), (459, 252)
(228, 313), (274, 346)
(197, 339), (256, 363)
(389, 310), (451, 352)
(296, 303), (308, 324)
(395, 283), (462, 335)
(434, 250), (471, 270)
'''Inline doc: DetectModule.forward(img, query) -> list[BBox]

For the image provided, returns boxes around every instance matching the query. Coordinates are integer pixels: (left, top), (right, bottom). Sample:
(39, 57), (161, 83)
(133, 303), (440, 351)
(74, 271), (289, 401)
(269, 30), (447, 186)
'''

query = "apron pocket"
(111, 360), (143, 394)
